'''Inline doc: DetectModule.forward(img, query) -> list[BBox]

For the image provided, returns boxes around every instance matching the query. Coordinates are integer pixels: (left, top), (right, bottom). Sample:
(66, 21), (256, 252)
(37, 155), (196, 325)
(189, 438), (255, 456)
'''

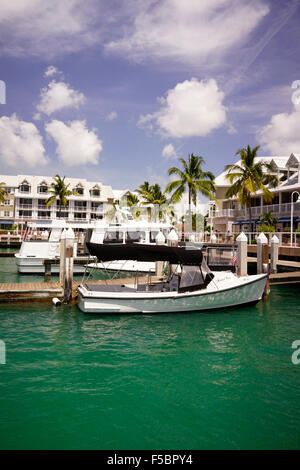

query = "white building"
(0, 174), (115, 228)
(212, 153), (300, 233)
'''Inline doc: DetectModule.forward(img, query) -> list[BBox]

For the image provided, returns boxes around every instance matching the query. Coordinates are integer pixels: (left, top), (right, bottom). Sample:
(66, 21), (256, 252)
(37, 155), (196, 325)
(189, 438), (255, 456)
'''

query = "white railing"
(179, 231), (300, 246)
(215, 202), (300, 219)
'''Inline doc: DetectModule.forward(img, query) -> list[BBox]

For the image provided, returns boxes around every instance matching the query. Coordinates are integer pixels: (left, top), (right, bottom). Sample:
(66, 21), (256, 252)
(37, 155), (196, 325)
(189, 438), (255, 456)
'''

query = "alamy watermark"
(291, 340), (300, 365)
(0, 340), (6, 364)
(0, 80), (6, 104)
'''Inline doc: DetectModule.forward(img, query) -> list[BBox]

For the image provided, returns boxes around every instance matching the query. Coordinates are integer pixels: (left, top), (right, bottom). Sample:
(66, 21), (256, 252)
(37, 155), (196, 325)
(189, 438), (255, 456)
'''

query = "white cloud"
(105, 111), (118, 121)
(162, 144), (177, 160)
(0, 0), (102, 58)
(44, 66), (61, 77)
(0, 114), (47, 168)
(106, 0), (269, 65)
(256, 103), (300, 154)
(138, 78), (227, 138)
(36, 80), (86, 116)
(45, 119), (103, 166)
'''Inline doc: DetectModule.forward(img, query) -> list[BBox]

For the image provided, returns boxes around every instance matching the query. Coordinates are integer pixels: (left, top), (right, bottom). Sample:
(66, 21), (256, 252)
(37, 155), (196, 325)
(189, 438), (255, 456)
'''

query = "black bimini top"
(86, 242), (203, 266)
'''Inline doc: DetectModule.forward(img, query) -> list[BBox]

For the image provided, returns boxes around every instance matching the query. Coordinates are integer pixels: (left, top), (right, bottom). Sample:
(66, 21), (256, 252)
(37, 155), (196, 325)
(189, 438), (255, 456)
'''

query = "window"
(37, 185), (48, 193)
(4, 199), (10, 205)
(74, 185), (84, 195)
(19, 181), (31, 193)
(38, 211), (51, 219)
(91, 202), (103, 211)
(126, 231), (145, 243)
(91, 213), (103, 220)
(56, 212), (69, 219)
(90, 189), (100, 197)
(4, 211), (10, 217)
(18, 210), (32, 218)
(103, 230), (123, 243)
(74, 213), (86, 219)
(56, 200), (69, 208)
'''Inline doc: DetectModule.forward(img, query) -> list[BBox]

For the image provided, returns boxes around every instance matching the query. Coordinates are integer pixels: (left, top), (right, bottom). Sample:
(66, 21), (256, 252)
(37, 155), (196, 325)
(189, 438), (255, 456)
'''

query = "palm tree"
(166, 153), (215, 213)
(46, 175), (78, 218)
(0, 182), (7, 204)
(126, 192), (140, 207)
(136, 182), (173, 222)
(259, 210), (278, 227)
(225, 145), (279, 231)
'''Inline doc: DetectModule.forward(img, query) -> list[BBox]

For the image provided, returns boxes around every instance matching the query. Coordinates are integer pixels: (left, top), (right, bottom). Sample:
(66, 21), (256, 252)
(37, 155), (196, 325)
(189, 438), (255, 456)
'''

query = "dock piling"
(257, 233), (268, 274)
(63, 228), (75, 303)
(155, 231), (166, 277)
(270, 235), (279, 274)
(236, 232), (248, 276)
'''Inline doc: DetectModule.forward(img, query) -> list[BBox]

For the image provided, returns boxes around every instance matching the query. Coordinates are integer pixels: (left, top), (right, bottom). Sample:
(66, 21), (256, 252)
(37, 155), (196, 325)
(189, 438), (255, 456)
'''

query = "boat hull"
(15, 257), (86, 274)
(77, 274), (268, 314)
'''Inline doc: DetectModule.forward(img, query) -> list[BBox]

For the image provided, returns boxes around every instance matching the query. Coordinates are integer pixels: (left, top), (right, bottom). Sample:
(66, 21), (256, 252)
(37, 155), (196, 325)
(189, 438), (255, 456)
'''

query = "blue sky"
(0, 0), (300, 194)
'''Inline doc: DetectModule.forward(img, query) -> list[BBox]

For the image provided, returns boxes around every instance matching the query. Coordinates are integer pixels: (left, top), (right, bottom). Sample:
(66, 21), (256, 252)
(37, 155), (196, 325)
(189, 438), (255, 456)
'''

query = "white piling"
(236, 232), (248, 277)
(210, 233), (217, 244)
(63, 228), (75, 303)
(155, 231), (166, 277)
(59, 229), (67, 286)
(257, 232), (268, 274)
(270, 234), (279, 274)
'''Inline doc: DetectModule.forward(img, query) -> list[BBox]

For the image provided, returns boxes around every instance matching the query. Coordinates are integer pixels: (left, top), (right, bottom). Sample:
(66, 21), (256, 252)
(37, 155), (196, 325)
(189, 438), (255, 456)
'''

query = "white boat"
(15, 220), (90, 274)
(77, 243), (268, 314)
(85, 214), (173, 273)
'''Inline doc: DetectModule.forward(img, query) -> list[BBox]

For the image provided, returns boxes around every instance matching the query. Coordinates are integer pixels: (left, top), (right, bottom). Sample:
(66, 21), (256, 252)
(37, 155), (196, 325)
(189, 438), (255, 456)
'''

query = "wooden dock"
(269, 271), (300, 285)
(0, 275), (159, 303)
(0, 282), (63, 302)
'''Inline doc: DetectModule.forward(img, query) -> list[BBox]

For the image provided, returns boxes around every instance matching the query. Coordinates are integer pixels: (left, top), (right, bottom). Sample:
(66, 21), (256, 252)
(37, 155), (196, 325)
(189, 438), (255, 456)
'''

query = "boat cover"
(86, 242), (203, 266)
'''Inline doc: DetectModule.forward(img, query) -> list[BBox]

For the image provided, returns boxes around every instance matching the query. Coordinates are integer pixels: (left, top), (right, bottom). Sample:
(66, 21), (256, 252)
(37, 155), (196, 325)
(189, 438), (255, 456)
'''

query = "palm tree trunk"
(248, 199), (253, 235)
(59, 199), (62, 219)
(188, 186), (191, 214)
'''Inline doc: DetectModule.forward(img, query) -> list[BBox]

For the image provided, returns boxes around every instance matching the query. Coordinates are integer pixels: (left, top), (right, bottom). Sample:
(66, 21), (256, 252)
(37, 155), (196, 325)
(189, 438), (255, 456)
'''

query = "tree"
(225, 145), (279, 231)
(166, 153), (215, 213)
(0, 182), (7, 204)
(135, 182), (173, 222)
(259, 210), (278, 227)
(126, 192), (140, 207)
(46, 175), (78, 218)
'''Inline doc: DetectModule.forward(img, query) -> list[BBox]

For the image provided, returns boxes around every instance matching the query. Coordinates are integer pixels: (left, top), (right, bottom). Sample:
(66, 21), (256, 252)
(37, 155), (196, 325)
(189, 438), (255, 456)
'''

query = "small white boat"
(77, 243), (268, 314)
(15, 220), (89, 274)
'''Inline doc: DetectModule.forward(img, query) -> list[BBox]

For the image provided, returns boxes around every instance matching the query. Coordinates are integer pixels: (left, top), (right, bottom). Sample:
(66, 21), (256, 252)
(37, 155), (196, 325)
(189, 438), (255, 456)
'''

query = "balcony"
(74, 206), (88, 212)
(18, 204), (33, 209)
(214, 203), (300, 220)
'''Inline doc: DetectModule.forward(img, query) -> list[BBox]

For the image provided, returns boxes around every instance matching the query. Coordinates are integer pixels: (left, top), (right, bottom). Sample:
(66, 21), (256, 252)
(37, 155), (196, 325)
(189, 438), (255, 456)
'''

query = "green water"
(0, 257), (299, 450)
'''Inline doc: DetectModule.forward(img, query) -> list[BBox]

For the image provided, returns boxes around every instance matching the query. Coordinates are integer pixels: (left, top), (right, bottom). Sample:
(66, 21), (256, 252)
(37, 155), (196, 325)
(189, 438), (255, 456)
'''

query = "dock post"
(167, 229), (179, 275)
(44, 260), (51, 281)
(59, 229), (66, 286)
(236, 232), (247, 276)
(257, 232), (268, 274)
(63, 228), (75, 303)
(270, 234), (279, 274)
(211, 233), (217, 244)
(7, 231), (10, 246)
(155, 231), (166, 277)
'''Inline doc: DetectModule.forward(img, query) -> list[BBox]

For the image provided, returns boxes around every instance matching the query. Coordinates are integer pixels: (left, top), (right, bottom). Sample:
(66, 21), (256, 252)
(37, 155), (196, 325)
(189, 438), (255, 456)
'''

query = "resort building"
(0, 175), (115, 228)
(211, 153), (300, 233)
(0, 175), (17, 230)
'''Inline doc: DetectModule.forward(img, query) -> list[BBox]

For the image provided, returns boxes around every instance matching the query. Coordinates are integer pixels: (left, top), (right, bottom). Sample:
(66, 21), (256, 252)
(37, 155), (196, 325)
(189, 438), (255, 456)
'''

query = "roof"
(86, 242), (203, 265)
(214, 155), (293, 187)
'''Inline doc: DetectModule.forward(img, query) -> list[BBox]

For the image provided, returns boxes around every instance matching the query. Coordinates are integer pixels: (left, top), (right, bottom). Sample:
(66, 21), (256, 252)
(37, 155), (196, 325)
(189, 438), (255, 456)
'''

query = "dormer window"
(19, 180), (31, 193)
(38, 181), (48, 193)
(90, 185), (100, 197)
(74, 183), (84, 195)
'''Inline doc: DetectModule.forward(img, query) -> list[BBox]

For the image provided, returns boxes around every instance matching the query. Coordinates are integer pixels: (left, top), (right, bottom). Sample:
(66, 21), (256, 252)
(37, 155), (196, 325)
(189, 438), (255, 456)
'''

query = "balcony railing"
(18, 204), (33, 209)
(215, 202), (300, 219)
